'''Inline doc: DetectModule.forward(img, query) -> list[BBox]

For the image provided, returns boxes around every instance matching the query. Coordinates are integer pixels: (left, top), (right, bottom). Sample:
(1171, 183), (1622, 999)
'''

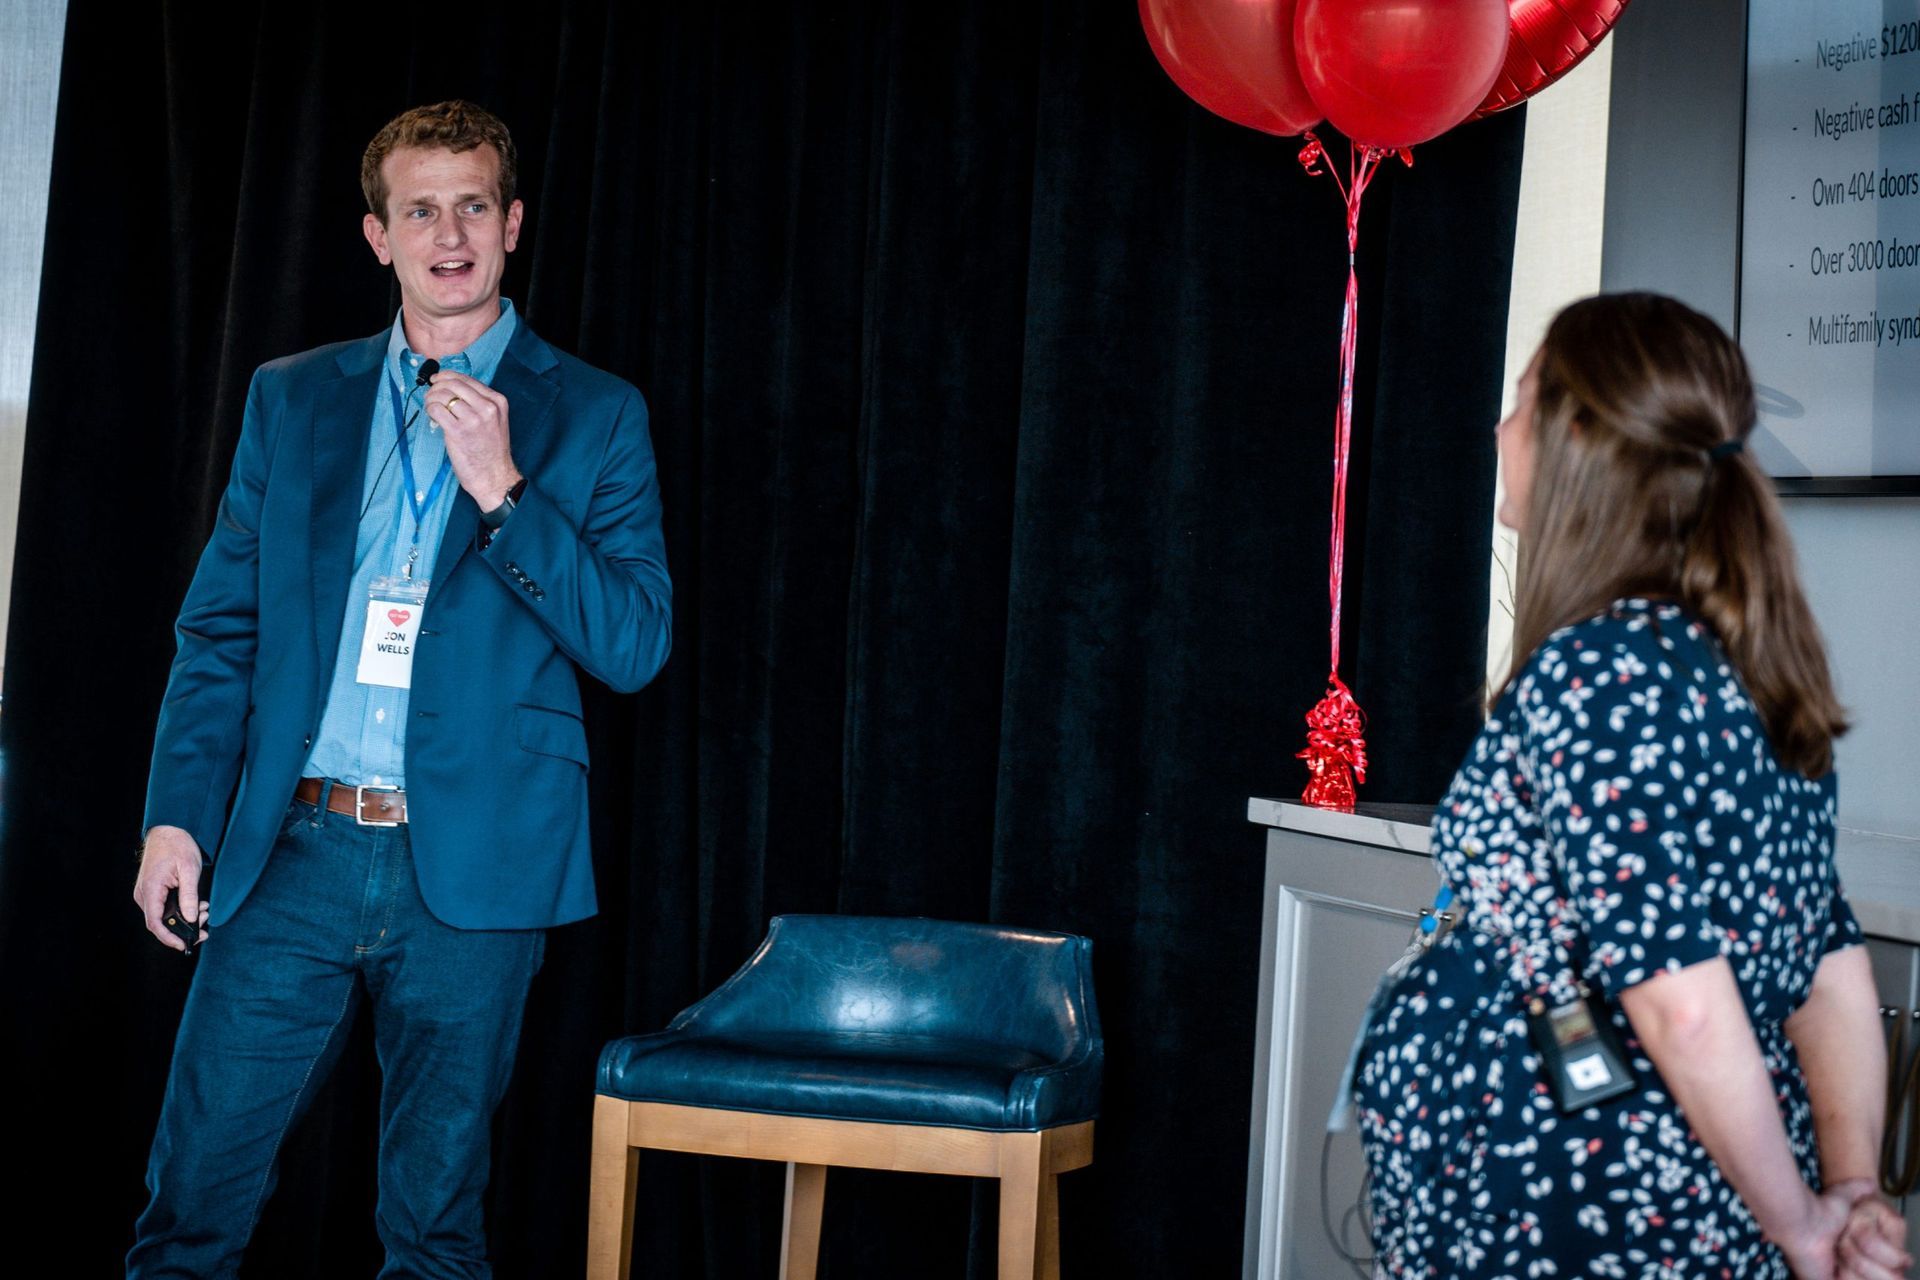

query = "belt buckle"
(354, 784), (404, 827)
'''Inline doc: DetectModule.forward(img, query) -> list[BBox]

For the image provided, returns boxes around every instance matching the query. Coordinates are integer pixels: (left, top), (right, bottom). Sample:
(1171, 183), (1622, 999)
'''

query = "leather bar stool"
(587, 915), (1103, 1279)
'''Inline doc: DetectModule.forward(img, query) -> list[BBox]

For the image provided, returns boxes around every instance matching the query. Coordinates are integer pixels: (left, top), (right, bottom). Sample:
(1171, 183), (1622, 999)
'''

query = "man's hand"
(135, 825), (208, 952)
(425, 370), (521, 510)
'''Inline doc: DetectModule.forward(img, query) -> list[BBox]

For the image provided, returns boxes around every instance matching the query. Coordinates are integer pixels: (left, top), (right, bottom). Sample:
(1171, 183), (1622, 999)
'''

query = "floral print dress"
(1355, 599), (1861, 1279)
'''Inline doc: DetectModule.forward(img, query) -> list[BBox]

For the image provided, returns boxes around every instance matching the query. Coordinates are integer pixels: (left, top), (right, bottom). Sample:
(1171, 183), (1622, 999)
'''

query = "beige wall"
(1487, 45), (1614, 692)
(0, 1), (68, 689)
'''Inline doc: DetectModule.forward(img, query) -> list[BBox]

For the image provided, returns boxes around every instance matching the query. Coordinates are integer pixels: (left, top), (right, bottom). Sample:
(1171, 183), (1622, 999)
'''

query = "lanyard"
(389, 375), (454, 579)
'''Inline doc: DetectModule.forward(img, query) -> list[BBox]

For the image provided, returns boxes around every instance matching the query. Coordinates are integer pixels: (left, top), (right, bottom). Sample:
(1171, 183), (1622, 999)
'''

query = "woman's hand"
(1777, 1180), (1865, 1279)
(1835, 1188), (1912, 1280)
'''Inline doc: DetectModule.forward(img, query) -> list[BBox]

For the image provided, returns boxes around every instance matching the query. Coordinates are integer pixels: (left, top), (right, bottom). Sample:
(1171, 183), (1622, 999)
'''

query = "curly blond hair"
(361, 100), (517, 223)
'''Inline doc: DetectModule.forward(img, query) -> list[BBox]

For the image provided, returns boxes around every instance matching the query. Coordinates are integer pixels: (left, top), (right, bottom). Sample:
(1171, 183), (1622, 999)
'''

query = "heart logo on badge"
(388, 609), (412, 627)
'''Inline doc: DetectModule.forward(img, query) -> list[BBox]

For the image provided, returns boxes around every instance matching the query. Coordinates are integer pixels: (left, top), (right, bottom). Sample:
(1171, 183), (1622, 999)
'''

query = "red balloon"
(1294, 0), (1511, 150)
(1139, 0), (1320, 138)
(1473, 0), (1631, 118)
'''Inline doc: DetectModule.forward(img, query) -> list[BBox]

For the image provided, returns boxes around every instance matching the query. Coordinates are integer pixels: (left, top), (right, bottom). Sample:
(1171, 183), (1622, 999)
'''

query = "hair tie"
(1707, 437), (1746, 461)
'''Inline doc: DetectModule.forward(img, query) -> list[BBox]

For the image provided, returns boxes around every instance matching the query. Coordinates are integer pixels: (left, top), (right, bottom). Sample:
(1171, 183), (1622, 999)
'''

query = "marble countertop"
(1248, 797), (1920, 945)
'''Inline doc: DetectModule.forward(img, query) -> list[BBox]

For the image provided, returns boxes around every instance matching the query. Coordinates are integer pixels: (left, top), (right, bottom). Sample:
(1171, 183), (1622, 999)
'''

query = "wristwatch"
(478, 477), (528, 551)
(480, 477), (528, 529)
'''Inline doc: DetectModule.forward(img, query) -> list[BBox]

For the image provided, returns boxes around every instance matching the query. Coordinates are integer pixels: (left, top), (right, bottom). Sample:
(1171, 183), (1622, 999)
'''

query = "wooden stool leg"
(1036, 1171), (1060, 1280)
(587, 1095), (640, 1280)
(996, 1132), (1044, 1280)
(779, 1162), (828, 1280)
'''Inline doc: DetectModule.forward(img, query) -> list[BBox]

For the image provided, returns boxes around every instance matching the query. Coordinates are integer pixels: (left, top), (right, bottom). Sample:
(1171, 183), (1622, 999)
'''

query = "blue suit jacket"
(144, 322), (671, 930)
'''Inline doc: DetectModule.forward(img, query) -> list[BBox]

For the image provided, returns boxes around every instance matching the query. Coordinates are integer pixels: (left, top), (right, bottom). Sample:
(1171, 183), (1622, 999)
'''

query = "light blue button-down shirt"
(304, 300), (518, 787)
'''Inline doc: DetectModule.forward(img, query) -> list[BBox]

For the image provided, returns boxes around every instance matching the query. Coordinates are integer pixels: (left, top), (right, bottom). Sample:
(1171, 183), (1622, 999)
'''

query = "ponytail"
(1680, 448), (1847, 776)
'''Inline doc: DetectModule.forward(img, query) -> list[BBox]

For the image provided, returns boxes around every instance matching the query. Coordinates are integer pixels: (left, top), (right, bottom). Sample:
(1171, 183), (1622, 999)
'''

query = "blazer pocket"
(515, 704), (589, 766)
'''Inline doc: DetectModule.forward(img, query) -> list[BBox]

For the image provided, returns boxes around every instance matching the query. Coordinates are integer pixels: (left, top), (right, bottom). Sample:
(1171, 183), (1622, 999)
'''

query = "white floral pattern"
(1356, 600), (1860, 1278)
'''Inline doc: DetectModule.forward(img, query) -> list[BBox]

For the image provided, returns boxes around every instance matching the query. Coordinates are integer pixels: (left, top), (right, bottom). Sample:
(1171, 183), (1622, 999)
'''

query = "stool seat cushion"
(595, 916), (1103, 1133)
(597, 1029), (1099, 1131)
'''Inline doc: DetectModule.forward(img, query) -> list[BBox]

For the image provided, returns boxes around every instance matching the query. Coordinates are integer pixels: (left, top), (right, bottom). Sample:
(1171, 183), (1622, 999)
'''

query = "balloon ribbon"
(1292, 132), (1404, 810)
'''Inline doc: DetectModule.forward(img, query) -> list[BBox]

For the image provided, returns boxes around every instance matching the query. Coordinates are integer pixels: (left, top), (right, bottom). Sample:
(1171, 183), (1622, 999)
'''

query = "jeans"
(128, 794), (547, 1279)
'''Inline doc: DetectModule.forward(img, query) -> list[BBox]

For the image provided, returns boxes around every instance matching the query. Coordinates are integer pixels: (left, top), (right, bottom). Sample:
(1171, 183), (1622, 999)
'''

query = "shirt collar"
(387, 298), (519, 392)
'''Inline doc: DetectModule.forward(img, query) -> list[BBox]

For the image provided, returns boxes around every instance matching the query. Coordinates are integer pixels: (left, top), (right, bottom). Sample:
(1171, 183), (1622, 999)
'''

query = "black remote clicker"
(162, 887), (201, 956)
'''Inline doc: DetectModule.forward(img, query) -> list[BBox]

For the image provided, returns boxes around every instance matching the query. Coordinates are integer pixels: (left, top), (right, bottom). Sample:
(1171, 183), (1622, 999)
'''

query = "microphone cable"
(358, 358), (440, 524)
(1320, 1129), (1374, 1278)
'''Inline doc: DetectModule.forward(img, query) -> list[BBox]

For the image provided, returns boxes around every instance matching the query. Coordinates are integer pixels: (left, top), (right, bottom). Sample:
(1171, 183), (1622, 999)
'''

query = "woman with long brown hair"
(1350, 293), (1910, 1278)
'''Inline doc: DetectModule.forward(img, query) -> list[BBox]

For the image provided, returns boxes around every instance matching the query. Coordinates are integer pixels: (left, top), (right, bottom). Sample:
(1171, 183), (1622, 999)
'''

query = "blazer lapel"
(311, 334), (385, 675)
(423, 324), (561, 608)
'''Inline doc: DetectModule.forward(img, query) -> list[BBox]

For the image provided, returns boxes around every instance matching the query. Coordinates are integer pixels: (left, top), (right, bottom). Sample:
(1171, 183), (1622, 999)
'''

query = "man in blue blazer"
(127, 101), (671, 1277)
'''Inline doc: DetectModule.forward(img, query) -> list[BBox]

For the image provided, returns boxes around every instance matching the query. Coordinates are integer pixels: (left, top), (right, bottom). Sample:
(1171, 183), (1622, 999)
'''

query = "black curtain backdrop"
(0, 3), (1522, 1276)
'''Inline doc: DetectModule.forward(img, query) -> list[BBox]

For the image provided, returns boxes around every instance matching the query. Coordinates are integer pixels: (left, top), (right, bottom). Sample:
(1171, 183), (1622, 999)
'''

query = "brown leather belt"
(293, 776), (409, 826)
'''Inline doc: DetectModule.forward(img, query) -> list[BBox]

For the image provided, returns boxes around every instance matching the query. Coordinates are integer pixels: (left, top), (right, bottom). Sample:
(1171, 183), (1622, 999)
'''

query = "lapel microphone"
(415, 357), (440, 387)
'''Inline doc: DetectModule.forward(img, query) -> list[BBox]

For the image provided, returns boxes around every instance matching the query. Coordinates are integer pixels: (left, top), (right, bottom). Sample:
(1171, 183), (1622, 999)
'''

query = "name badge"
(355, 575), (428, 689)
(1526, 986), (1638, 1114)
